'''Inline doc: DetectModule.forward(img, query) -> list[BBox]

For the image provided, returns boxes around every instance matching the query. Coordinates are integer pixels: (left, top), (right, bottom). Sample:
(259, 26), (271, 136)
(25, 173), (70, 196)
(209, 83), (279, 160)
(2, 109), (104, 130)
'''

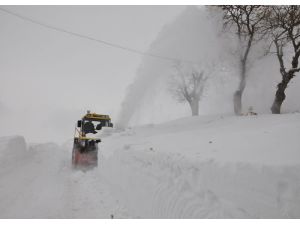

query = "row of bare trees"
(222, 5), (300, 115)
(169, 5), (300, 116)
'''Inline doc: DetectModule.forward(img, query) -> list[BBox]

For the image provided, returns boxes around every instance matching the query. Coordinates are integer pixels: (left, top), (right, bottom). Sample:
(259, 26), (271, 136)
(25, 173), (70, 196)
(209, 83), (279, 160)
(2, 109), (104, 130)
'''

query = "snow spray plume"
(116, 6), (226, 129)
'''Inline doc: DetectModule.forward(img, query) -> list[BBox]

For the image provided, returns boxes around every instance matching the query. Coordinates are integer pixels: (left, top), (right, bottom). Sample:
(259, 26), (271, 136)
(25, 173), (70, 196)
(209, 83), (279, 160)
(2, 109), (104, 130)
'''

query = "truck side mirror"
(77, 120), (82, 128)
(96, 123), (102, 130)
(109, 122), (113, 128)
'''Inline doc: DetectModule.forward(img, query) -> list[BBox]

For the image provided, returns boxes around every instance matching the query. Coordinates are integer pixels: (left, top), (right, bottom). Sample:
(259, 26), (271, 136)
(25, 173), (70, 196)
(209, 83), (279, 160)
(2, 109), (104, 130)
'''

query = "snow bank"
(0, 136), (130, 218)
(0, 136), (27, 167)
(102, 149), (300, 218)
(100, 113), (300, 218)
(0, 114), (299, 218)
(0, 135), (26, 154)
(0, 139), (69, 218)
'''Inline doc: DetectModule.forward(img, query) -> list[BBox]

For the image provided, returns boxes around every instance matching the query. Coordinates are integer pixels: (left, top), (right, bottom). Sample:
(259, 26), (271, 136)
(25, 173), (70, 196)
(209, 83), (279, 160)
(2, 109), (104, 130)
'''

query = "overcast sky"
(0, 5), (186, 143)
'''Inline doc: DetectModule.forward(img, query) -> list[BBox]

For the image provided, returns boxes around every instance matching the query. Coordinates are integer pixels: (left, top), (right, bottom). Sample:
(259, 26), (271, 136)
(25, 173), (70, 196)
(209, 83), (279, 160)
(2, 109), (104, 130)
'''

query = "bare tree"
(220, 5), (267, 115)
(264, 6), (300, 114)
(169, 64), (208, 116)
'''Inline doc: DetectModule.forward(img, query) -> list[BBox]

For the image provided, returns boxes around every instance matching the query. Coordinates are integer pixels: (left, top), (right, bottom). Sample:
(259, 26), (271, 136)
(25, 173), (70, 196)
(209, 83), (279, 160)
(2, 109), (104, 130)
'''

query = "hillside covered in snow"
(0, 113), (299, 218)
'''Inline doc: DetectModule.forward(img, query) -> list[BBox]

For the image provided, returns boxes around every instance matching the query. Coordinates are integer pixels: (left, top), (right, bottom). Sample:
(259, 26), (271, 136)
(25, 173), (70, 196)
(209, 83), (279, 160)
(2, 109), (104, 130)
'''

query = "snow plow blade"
(72, 138), (99, 169)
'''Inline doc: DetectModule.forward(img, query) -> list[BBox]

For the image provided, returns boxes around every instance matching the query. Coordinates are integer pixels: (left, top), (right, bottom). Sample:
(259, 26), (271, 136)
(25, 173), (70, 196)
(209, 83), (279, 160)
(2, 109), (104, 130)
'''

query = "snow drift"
(0, 114), (300, 218)
(101, 113), (300, 218)
(0, 136), (27, 169)
(0, 136), (129, 218)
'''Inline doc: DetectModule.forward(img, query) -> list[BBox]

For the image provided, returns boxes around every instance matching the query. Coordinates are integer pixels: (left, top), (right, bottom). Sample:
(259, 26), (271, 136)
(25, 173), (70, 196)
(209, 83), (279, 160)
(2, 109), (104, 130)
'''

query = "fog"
(117, 6), (234, 127)
(1, 5), (300, 144)
(0, 5), (185, 143)
(117, 6), (300, 128)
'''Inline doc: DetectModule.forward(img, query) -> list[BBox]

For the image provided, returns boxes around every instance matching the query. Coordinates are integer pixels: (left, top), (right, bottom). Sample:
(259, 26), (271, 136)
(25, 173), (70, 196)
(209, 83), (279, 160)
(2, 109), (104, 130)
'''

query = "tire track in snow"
(63, 165), (131, 218)
(103, 145), (300, 218)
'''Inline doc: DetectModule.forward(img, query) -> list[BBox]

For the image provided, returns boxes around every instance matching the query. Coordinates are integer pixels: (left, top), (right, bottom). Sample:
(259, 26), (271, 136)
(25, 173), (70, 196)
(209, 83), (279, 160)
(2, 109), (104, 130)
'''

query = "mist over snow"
(0, 6), (185, 143)
(117, 6), (300, 128)
(1, 5), (300, 141)
(244, 55), (300, 114)
(0, 5), (300, 219)
(117, 6), (232, 128)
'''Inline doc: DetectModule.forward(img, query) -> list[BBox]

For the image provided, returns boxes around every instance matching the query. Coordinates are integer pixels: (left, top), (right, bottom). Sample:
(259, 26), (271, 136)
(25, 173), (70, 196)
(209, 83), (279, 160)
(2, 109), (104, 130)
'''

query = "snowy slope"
(100, 113), (300, 218)
(0, 114), (300, 218)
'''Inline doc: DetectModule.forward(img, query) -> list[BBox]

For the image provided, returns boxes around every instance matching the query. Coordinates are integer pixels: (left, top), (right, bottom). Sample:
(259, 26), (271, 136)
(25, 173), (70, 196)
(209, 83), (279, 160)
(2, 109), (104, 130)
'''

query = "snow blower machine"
(72, 111), (113, 169)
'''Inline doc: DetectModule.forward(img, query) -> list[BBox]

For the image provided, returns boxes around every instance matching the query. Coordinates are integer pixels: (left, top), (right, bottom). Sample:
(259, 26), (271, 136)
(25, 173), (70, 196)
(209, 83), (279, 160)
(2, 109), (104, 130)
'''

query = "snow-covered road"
(0, 137), (129, 218)
(0, 114), (300, 218)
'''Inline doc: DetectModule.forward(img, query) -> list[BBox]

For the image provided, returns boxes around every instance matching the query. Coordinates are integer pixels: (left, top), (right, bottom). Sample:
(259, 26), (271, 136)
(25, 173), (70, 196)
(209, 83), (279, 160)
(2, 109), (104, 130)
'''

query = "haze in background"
(0, 5), (185, 143)
(117, 6), (233, 128)
(118, 6), (300, 127)
(1, 5), (300, 144)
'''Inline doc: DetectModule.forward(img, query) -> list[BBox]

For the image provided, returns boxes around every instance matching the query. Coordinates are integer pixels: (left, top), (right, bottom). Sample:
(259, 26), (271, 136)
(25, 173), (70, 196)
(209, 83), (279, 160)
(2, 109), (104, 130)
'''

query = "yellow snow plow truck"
(72, 111), (113, 169)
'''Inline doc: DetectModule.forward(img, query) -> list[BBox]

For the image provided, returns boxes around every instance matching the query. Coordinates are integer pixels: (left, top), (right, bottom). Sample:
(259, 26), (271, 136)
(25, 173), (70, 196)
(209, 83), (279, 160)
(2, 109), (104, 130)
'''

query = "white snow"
(0, 137), (129, 218)
(101, 113), (300, 218)
(0, 113), (300, 218)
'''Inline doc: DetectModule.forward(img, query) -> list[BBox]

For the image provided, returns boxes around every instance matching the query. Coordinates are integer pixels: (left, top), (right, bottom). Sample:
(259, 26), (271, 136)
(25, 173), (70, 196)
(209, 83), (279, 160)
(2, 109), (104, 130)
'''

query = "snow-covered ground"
(0, 137), (129, 218)
(0, 113), (300, 218)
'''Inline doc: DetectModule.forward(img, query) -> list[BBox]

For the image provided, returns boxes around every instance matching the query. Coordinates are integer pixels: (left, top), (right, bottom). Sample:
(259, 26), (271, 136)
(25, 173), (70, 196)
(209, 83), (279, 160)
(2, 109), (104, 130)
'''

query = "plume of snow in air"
(116, 6), (232, 128)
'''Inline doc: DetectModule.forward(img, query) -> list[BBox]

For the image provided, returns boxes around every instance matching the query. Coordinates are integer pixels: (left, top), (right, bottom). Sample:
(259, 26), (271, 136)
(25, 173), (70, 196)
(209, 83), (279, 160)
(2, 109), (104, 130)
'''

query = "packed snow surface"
(0, 114), (300, 218)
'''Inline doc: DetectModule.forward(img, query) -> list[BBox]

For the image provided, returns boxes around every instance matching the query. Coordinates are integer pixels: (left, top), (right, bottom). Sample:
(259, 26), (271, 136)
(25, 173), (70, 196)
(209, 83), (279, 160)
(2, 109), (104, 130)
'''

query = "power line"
(0, 7), (199, 64)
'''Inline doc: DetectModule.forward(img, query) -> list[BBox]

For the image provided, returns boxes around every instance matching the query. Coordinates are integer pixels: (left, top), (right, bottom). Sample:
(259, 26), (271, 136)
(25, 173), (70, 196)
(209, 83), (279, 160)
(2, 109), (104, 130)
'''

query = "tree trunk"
(233, 90), (242, 115)
(271, 76), (291, 114)
(189, 99), (199, 116)
(233, 60), (246, 115)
